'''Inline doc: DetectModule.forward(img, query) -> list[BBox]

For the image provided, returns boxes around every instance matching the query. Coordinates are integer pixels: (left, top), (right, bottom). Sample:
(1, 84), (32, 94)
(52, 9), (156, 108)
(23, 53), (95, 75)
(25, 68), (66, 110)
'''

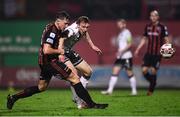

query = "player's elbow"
(43, 48), (50, 54)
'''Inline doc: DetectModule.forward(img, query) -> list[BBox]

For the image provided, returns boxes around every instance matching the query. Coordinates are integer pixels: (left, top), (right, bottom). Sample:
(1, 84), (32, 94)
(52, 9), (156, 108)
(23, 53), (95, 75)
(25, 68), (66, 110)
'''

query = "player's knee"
(87, 67), (93, 76)
(126, 69), (133, 77)
(127, 73), (133, 78)
(83, 68), (93, 79)
(67, 72), (80, 85)
(112, 70), (119, 76)
(151, 69), (157, 75)
(142, 68), (148, 75)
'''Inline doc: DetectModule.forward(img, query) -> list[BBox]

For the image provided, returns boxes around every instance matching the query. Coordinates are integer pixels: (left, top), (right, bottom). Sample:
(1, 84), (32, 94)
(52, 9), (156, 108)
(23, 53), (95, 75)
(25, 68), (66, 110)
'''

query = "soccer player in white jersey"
(101, 19), (137, 95)
(58, 16), (103, 108)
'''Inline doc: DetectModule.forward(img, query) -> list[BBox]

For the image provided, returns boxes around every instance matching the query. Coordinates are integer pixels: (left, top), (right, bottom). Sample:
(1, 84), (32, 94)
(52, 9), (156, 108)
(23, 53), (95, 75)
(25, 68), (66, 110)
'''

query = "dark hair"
(55, 11), (70, 20)
(76, 16), (90, 24)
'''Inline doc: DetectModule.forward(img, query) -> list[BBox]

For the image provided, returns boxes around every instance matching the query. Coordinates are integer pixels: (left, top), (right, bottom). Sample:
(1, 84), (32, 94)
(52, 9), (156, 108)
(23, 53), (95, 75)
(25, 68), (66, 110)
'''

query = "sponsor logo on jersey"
(50, 32), (56, 38)
(46, 38), (54, 44)
(148, 32), (159, 36)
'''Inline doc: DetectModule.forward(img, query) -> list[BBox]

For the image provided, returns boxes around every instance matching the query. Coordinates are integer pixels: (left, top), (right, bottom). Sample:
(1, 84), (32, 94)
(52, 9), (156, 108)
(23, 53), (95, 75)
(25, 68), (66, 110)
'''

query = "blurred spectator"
(4, 0), (26, 18)
(1, 0), (180, 21)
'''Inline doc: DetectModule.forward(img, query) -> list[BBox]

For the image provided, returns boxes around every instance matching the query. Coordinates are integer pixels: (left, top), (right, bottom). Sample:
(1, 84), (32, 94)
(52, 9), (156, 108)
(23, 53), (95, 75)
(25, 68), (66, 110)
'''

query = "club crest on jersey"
(156, 27), (161, 32)
(50, 32), (56, 38)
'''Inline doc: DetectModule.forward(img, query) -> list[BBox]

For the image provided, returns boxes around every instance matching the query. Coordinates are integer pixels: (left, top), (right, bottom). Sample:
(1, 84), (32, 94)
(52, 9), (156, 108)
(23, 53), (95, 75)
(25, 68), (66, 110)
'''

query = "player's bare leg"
(101, 66), (121, 95)
(76, 60), (92, 88)
(7, 80), (49, 110)
(126, 69), (137, 95)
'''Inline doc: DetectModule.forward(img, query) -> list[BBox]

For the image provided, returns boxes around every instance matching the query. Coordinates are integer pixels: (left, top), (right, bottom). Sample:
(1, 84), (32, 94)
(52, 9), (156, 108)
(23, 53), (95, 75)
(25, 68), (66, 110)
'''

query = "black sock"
(149, 75), (157, 92)
(12, 86), (41, 101)
(144, 72), (152, 82)
(72, 82), (95, 107)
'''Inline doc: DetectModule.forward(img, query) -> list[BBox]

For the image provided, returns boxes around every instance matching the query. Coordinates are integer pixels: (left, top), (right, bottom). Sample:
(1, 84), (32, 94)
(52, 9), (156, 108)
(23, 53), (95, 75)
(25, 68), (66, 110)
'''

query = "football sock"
(144, 72), (152, 82)
(129, 75), (137, 94)
(70, 85), (82, 105)
(73, 82), (95, 107)
(149, 74), (157, 92)
(12, 86), (41, 100)
(80, 76), (88, 88)
(107, 75), (118, 93)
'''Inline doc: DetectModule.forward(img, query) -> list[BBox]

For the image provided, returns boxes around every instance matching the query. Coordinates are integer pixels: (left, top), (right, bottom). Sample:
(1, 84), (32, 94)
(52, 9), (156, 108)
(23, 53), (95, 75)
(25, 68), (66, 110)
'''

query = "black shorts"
(114, 58), (133, 70)
(64, 49), (83, 66)
(142, 54), (161, 69)
(39, 59), (72, 81)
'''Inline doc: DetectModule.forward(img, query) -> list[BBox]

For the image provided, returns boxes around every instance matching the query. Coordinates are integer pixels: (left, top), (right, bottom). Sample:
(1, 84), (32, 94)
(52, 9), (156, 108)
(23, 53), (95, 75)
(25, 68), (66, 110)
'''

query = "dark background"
(0, 0), (180, 21)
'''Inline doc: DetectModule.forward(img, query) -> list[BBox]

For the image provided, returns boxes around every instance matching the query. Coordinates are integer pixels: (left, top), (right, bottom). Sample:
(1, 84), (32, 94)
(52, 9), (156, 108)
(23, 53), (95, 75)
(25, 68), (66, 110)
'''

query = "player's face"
(78, 22), (90, 34)
(117, 21), (125, 30)
(56, 18), (69, 30)
(150, 12), (159, 24)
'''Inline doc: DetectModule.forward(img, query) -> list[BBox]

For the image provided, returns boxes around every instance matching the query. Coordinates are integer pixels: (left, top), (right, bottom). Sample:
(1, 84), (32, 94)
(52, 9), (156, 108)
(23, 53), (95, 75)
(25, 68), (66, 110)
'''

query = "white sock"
(80, 76), (88, 88)
(129, 76), (137, 94)
(70, 86), (82, 105)
(107, 76), (118, 93)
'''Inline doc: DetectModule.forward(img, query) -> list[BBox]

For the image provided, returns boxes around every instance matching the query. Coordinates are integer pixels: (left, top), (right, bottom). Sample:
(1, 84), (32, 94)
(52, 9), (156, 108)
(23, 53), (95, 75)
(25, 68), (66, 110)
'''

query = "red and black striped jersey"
(38, 22), (62, 65)
(143, 22), (169, 56)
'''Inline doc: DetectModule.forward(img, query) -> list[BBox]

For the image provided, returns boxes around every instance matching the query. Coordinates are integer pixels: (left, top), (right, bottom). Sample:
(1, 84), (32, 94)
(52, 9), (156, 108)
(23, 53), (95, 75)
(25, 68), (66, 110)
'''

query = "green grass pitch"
(0, 89), (180, 116)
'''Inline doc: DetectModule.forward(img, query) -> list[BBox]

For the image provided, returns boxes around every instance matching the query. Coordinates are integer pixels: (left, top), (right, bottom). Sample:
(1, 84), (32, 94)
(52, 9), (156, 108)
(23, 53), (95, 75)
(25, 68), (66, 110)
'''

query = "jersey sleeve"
(65, 22), (78, 38)
(61, 30), (69, 38)
(126, 30), (132, 43)
(44, 28), (57, 45)
(161, 25), (169, 38)
(65, 28), (74, 37)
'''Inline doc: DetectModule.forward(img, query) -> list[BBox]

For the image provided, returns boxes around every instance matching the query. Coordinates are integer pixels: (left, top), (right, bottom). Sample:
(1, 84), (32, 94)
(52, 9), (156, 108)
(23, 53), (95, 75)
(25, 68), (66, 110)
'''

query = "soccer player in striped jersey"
(135, 10), (170, 96)
(7, 12), (108, 110)
(101, 19), (137, 95)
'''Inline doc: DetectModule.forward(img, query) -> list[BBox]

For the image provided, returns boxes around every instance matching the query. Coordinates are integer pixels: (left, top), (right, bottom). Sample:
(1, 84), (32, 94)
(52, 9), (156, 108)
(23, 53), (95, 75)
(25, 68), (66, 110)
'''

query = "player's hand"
(59, 55), (65, 62)
(134, 49), (139, 57)
(116, 51), (122, 58)
(59, 47), (65, 55)
(92, 46), (102, 55)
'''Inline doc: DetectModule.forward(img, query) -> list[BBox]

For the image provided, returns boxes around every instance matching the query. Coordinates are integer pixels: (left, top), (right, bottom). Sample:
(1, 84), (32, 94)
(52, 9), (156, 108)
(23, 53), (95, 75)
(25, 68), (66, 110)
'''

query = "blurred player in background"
(134, 10), (170, 96)
(7, 11), (108, 110)
(58, 16), (103, 108)
(101, 19), (137, 95)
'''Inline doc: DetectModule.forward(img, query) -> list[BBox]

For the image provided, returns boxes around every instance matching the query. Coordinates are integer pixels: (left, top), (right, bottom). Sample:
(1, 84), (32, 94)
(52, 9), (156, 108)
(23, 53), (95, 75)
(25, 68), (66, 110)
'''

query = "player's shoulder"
(46, 22), (59, 33)
(65, 22), (78, 35)
(158, 22), (168, 29)
(158, 22), (166, 26)
(123, 29), (131, 35)
(66, 22), (78, 30)
(145, 23), (152, 27)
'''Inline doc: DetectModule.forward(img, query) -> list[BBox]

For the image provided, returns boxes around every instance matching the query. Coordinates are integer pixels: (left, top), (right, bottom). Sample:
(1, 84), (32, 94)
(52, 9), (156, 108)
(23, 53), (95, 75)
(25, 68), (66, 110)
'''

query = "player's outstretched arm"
(85, 32), (102, 55)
